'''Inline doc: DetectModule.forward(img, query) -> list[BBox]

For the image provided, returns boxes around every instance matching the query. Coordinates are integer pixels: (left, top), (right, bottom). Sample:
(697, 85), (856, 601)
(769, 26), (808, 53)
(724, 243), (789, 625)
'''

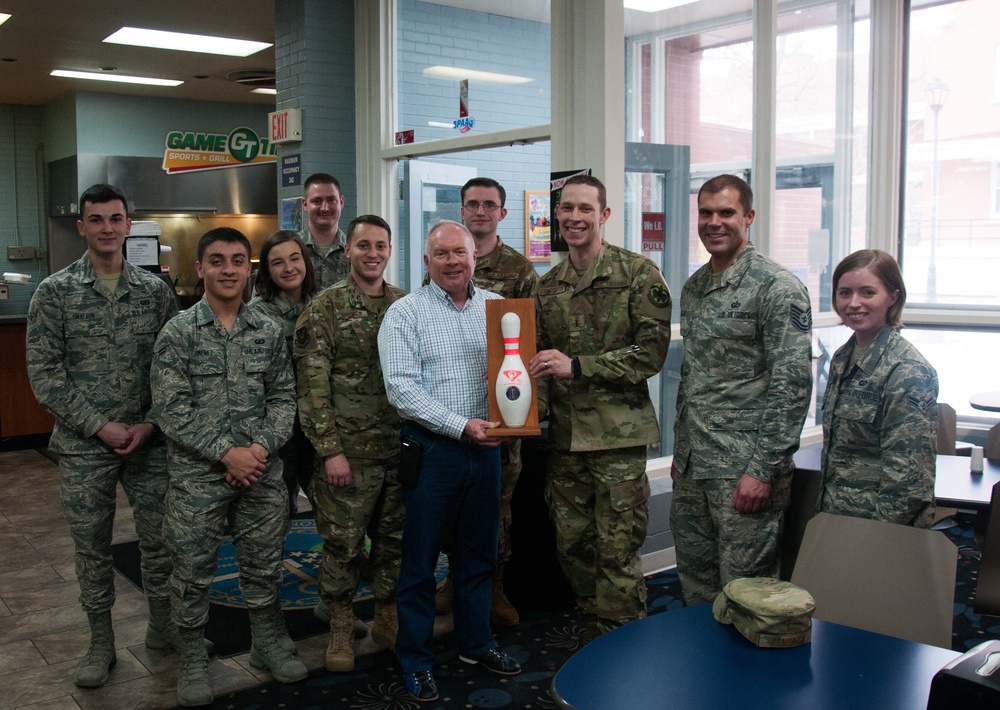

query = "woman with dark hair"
(818, 249), (939, 527)
(250, 230), (319, 516)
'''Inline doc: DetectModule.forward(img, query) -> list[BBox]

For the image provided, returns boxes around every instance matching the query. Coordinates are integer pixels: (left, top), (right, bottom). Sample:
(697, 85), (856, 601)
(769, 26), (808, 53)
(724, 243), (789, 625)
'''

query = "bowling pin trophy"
(486, 298), (541, 437)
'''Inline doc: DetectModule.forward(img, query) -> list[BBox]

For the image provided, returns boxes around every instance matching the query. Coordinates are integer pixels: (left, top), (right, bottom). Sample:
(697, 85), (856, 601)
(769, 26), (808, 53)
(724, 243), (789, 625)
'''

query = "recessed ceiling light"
(624, 0), (700, 12)
(104, 27), (271, 57)
(0, 13), (11, 27)
(51, 69), (183, 87)
(422, 66), (532, 85)
(251, 88), (276, 95)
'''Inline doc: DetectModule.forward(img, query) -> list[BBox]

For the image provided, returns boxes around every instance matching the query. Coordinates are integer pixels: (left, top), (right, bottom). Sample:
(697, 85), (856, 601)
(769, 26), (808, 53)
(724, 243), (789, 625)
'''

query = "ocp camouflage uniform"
(26, 253), (178, 613)
(301, 228), (350, 291)
(819, 324), (938, 527)
(536, 240), (671, 635)
(249, 293), (316, 513)
(672, 243), (813, 606)
(294, 274), (407, 605)
(151, 299), (295, 630)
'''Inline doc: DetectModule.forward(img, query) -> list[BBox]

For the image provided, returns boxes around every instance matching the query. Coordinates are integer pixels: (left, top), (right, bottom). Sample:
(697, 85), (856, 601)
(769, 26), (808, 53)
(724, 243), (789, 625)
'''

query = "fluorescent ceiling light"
(51, 69), (183, 87)
(251, 88), (276, 95)
(428, 121), (453, 128)
(423, 66), (532, 85)
(104, 26), (271, 57)
(624, 0), (700, 12)
(0, 13), (11, 27)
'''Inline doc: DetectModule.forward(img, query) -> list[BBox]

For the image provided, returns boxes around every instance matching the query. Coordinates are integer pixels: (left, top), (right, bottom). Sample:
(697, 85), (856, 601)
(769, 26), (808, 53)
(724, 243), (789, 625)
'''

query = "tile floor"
(0, 448), (399, 710)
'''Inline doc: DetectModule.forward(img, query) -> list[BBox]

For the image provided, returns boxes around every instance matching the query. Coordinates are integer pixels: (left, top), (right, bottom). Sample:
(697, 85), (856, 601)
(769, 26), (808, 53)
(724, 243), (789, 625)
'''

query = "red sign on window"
(642, 212), (665, 251)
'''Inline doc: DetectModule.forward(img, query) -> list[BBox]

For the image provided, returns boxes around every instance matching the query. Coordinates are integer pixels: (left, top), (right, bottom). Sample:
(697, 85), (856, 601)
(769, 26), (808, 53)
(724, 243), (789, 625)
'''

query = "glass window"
(625, 1), (869, 317)
(396, 142), (551, 292)
(902, 0), (1000, 308)
(396, 0), (550, 144)
(624, 0), (871, 456)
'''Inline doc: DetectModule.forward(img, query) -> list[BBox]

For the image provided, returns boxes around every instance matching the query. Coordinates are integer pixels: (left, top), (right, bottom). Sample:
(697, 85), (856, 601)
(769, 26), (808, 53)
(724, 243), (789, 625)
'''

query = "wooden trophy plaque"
(486, 298), (542, 437)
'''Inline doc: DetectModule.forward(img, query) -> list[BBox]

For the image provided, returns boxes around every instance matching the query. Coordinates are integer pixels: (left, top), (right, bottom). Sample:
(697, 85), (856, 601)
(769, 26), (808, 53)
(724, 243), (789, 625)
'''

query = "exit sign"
(268, 108), (303, 144)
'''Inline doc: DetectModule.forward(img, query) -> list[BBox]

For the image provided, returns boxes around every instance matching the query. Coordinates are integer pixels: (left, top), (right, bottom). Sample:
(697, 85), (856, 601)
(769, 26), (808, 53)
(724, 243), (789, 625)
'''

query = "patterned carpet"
(108, 513), (1000, 709)
(110, 517), (447, 658)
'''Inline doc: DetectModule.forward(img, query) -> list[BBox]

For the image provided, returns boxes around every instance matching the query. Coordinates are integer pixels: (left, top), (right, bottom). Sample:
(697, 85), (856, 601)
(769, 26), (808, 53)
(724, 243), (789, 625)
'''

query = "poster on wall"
(525, 191), (550, 262)
(549, 168), (592, 252)
(281, 197), (303, 232)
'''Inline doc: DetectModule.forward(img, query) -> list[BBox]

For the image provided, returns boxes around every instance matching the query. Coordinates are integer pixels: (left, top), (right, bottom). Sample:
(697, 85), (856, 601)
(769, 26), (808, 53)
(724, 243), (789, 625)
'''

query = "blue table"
(550, 605), (959, 710)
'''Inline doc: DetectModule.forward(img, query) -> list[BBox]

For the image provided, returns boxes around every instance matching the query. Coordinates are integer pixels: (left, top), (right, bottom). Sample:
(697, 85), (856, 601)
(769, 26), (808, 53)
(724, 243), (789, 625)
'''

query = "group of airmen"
(25, 169), (937, 706)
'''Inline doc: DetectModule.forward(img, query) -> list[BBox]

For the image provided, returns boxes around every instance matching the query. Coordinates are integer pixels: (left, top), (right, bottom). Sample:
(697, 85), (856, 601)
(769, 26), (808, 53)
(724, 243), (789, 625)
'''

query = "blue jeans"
(395, 423), (501, 674)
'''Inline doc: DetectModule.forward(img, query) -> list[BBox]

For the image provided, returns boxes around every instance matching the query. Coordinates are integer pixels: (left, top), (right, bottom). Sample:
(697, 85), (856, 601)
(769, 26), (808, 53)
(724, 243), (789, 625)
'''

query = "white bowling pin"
(495, 312), (532, 428)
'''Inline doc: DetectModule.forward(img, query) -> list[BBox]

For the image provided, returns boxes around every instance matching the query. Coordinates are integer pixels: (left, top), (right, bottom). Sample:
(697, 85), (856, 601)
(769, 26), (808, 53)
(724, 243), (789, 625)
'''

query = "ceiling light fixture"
(51, 69), (183, 87)
(251, 88), (277, 95)
(624, 0), (700, 12)
(104, 27), (271, 57)
(422, 66), (532, 85)
(0, 13), (11, 27)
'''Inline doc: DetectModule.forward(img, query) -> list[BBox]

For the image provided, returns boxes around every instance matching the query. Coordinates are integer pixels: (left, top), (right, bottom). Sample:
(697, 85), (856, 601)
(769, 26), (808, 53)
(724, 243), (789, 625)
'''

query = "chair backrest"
(986, 422), (1000, 459)
(974, 480), (1000, 616)
(937, 402), (958, 455)
(790, 512), (957, 648)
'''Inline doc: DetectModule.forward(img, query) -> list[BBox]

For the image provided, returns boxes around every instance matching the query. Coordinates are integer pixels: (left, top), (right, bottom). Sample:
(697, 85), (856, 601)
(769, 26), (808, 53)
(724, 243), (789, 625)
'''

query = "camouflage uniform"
(249, 293), (315, 513)
(535, 240), (671, 634)
(294, 274), (407, 604)
(26, 254), (178, 613)
(151, 299), (295, 630)
(301, 228), (350, 291)
(819, 324), (938, 527)
(671, 243), (812, 605)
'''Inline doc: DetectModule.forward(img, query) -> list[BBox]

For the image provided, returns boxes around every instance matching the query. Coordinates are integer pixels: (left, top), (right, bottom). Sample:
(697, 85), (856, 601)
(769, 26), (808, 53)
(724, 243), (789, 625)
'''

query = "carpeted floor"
(109, 512), (1000, 709)
(110, 517), (446, 658)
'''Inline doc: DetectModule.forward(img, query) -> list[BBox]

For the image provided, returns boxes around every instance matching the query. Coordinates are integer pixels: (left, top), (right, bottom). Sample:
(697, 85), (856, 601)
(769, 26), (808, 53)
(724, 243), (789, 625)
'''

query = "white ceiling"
(0, 0), (779, 108)
(0, 0), (276, 106)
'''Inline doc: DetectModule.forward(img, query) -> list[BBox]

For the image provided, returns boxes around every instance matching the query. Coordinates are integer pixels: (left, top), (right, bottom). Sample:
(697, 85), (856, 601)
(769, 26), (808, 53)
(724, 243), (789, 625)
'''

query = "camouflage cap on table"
(712, 577), (815, 648)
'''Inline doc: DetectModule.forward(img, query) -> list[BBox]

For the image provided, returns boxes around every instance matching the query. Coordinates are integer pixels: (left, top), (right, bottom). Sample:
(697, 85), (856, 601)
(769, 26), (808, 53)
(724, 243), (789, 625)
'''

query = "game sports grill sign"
(162, 126), (278, 174)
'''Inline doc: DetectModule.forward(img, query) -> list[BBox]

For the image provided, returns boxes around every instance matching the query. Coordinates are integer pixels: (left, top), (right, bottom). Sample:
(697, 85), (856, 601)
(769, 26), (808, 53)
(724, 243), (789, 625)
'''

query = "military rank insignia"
(789, 303), (812, 333)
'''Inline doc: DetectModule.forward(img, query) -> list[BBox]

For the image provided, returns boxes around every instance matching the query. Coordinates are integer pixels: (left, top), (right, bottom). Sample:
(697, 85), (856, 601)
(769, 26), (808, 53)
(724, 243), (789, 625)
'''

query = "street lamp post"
(926, 78), (949, 303)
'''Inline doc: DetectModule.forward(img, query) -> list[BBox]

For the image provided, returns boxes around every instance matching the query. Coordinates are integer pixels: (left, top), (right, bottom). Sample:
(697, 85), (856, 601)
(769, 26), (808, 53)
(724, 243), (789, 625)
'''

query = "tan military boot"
(371, 597), (398, 649)
(490, 563), (520, 628)
(75, 611), (116, 688)
(323, 600), (355, 672)
(313, 600), (369, 638)
(435, 573), (453, 615)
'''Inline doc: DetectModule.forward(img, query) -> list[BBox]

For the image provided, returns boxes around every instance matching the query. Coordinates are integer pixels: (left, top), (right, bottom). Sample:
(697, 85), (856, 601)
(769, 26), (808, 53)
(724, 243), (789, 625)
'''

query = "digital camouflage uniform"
(535, 240), (671, 634)
(471, 238), (539, 566)
(151, 299), (295, 630)
(249, 293), (315, 513)
(819, 324), (938, 527)
(301, 228), (350, 291)
(26, 253), (178, 613)
(672, 243), (812, 605)
(294, 274), (407, 605)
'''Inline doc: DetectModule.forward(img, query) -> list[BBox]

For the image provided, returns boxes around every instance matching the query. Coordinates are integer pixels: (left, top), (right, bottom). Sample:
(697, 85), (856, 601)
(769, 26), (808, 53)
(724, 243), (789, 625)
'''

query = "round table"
(970, 391), (1000, 412)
